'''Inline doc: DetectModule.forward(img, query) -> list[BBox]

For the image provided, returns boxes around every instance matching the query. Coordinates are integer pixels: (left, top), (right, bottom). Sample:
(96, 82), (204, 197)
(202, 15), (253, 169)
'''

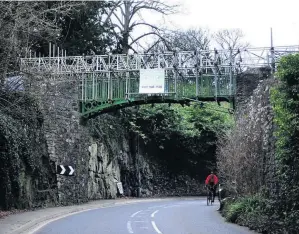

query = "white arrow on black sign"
(69, 166), (74, 176)
(56, 165), (75, 176)
(60, 165), (66, 175)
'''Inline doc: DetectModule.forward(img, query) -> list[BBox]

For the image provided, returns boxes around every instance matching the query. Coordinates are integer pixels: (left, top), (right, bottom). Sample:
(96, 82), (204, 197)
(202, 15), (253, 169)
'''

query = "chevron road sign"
(56, 165), (75, 176)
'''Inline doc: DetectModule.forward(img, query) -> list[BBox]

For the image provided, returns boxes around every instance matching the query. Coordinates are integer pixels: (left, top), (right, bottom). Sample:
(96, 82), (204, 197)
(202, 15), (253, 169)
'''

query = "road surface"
(36, 198), (256, 234)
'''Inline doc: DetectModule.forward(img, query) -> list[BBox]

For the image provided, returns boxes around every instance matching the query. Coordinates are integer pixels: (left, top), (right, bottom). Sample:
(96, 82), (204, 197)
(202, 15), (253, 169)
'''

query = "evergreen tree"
(57, 2), (116, 55)
(31, 2), (116, 56)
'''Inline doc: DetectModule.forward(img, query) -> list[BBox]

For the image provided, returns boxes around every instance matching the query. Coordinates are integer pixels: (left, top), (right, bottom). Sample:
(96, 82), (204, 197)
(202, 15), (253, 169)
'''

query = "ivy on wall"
(0, 93), (56, 210)
(270, 54), (299, 232)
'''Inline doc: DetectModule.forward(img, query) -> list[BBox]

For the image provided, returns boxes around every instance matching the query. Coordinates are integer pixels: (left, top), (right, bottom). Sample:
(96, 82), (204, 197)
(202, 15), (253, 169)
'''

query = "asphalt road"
(36, 198), (256, 234)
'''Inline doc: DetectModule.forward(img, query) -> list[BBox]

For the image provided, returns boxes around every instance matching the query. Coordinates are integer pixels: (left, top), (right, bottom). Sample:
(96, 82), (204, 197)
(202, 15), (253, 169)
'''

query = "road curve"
(35, 198), (256, 234)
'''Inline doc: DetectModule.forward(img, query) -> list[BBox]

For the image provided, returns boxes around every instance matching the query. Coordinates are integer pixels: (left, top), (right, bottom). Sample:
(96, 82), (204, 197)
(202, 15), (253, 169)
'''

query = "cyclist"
(205, 170), (219, 202)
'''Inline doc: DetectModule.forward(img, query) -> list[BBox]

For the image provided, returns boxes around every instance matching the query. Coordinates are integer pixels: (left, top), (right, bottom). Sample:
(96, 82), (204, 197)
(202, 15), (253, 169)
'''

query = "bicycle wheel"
(207, 191), (212, 206)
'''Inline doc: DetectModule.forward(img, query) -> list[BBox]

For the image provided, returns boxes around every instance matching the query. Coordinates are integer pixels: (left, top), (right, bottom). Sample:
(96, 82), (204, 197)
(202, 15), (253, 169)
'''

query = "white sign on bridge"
(139, 68), (165, 94)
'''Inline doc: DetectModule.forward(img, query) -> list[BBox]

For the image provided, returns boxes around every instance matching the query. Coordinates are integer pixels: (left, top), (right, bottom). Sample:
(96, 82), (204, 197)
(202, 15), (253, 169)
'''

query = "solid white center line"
(151, 221), (163, 234)
(131, 210), (142, 217)
(127, 221), (134, 233)
(151, 210), (159, 218)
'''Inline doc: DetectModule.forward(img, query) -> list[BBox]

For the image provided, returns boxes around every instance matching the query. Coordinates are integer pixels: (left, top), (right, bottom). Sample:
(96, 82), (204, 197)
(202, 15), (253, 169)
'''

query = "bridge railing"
(78, 70), (234, 103)
(20, 46), (299, 75)
(17, 47), (268, 73)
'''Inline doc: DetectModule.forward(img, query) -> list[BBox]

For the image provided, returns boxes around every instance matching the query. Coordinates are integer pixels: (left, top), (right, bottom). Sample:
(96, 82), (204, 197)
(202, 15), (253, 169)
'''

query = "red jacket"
(205, 174), (219, 185)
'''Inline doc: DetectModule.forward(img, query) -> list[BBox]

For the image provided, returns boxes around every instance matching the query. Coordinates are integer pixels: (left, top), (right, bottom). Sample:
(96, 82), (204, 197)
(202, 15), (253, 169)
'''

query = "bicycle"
(207, 186), (214, 206)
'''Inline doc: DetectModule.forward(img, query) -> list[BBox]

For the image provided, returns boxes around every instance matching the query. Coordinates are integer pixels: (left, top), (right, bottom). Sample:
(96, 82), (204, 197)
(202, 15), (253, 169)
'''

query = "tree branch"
(129, 32), (160, 46)
(130, 1), (178, 22)
(112, 11), (125, 28)
(129, 22), (160, 31)
(102, 1), (121, 26)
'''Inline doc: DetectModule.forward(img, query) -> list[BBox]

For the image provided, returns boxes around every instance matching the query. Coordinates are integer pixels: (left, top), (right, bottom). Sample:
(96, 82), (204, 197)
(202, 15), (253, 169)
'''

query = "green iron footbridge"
(19, 46), (299, 118)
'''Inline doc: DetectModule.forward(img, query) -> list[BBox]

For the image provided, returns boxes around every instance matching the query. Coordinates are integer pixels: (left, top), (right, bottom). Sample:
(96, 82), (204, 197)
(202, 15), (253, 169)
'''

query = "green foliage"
(221, 195), (280, 233)
(57, 2), (115, 55)
(224, 195), (264, 222)
(123, 102), (234, 178)
(267, 53), (299, 232)
(32, 2), (116, 56)
(271, 54), (299, 203)
(186, 102), (234, 135)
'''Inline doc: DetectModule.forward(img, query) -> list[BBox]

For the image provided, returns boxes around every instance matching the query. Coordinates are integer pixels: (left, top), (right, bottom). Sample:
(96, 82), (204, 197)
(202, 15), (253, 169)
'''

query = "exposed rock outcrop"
(86, 115), (203, 199)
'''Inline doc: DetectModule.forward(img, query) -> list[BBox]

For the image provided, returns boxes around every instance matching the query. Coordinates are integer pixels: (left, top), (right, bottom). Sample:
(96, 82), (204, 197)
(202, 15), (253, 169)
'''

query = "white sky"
(134, 0), (299, 48)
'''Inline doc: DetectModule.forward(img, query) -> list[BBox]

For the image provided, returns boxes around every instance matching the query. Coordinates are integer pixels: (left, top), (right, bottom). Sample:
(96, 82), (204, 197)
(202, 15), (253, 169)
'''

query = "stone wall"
(235, 73), (277, 195)
(0, 93), (57, 210)
(235, 67), (272, 111)
(35, 76), (91, 205)
(217, 66), (277, 197)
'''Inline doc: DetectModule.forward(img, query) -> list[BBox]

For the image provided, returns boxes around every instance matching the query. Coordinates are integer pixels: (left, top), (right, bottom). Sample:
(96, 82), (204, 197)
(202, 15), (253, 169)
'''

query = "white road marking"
(163, 205), (181, 208)
(127, 221), (134, 233)
(151, 210), (159, 218)
(148, 205), (165, 209)
(151, 221), (163, 234)
(131, 210), (142, 217)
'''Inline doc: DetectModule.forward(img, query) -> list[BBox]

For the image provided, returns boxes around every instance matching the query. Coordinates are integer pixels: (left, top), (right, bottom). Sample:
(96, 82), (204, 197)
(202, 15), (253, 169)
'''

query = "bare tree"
(0, 1), (83, 79)
(212, 29), (250, 72)
(213, 29), (249, 51)
(101, 0), (180, 53)
(145, 28), (211, 53)
(0, 1), (84, 114)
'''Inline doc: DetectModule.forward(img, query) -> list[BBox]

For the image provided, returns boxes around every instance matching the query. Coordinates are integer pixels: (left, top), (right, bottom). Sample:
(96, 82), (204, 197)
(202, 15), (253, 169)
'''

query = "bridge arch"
(80, 95), (232, 119)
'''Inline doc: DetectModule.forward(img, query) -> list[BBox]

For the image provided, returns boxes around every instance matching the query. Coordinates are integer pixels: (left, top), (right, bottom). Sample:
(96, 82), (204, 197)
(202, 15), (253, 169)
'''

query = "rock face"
(0, 94), (57, 210)
(235, 68), (277, 195)
(86, 115), (203, 199)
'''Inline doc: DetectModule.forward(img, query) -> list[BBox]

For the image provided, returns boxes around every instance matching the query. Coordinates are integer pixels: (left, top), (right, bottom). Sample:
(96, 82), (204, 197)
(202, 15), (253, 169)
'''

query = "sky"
(135, 0), (299, 48)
